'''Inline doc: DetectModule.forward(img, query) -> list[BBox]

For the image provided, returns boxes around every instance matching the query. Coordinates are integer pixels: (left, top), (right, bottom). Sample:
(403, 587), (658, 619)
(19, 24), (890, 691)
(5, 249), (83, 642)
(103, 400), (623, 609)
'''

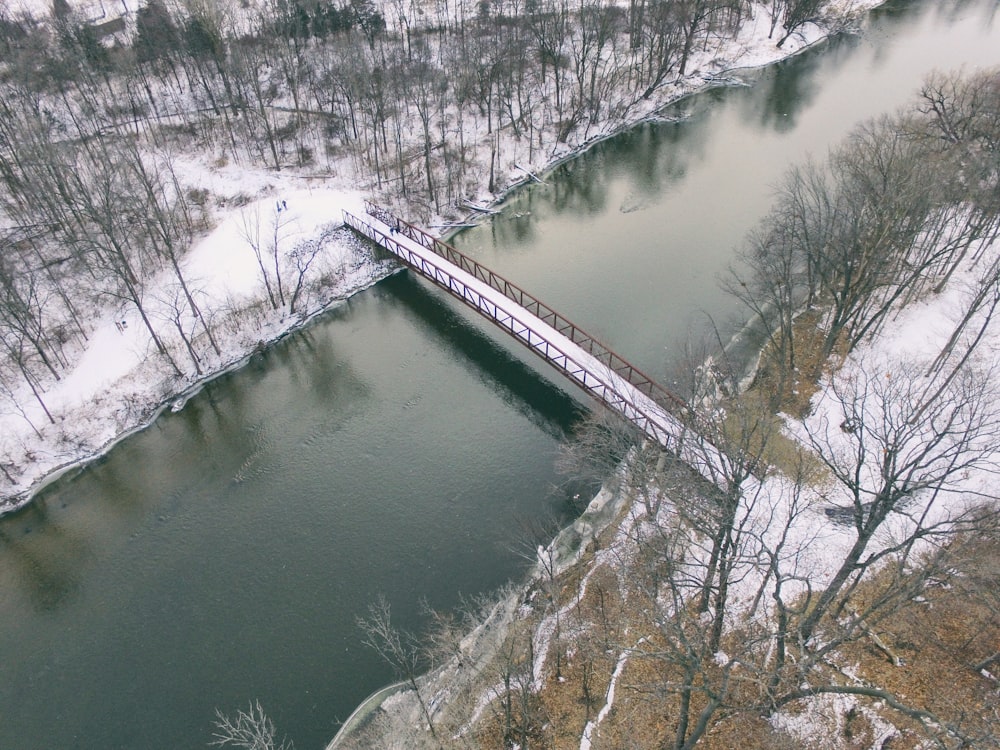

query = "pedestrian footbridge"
(344, 201), (729, 489)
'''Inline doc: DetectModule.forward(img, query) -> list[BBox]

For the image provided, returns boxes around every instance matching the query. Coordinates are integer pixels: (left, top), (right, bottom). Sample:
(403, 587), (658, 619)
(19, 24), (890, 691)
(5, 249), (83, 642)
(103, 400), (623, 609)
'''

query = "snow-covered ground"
(507, 230), (1000, 749)
(0, 182), (399, 512)
(0, 0), (882, 514)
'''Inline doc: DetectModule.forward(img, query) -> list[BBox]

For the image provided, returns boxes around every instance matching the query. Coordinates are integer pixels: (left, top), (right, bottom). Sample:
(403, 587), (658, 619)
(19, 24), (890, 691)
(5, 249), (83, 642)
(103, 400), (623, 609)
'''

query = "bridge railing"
(343, 209), (693, 455)
(363, 200), (689, 414)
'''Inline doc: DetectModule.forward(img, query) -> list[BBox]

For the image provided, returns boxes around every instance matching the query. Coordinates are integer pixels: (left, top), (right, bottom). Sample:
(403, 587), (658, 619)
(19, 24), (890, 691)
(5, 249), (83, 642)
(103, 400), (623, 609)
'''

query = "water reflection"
(481, 117), (712, 254)
(549, 154), (614, 216)
(750, 40), (832, 131)
(383, 272), (584, 440)
(0, 500), (89, 612)
(627, 118), (697, 197)
(0, 269), (577, 750)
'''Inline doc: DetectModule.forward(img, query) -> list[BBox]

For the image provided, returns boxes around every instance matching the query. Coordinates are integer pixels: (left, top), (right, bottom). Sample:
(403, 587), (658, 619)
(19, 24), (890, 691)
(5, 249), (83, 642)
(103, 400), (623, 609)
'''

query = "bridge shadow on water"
(379, 271), (588, 444)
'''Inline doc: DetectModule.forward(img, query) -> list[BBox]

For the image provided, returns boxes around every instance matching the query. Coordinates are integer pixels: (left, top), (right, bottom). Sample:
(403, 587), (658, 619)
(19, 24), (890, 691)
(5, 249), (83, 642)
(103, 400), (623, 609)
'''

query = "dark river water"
(2, 1), (999, 748)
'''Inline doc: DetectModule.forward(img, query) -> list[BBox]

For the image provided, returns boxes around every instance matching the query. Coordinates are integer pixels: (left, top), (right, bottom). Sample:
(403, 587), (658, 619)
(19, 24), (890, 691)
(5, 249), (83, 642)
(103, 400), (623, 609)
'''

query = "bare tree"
(0, 327), (55, 425)
(0, 368), (45, 438)
(357, 594), (438, 740)
(729, 112), (960, 384)
(483, 612), (547, 749)
(622, 479), (747, 750)
(212, 700), (294, 750)
(568, 0), (625, 128)
(798, 357), (1000, 643)
(239, 205), (293, 310)
(0, 246), (67, 380)
(774, 0), (825, 48)
(635, 0), (683, 99)
(286, 238), (322, 316)
(152, 282), (204, 374)
(117, 140), (223, 356)
(673, 0), (746, 77)
(73, 148), (183, 376)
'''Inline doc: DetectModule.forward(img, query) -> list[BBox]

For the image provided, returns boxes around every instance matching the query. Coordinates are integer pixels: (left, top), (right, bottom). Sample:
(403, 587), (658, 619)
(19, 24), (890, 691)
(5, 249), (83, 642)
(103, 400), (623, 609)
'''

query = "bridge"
(343, 201), (729, 489)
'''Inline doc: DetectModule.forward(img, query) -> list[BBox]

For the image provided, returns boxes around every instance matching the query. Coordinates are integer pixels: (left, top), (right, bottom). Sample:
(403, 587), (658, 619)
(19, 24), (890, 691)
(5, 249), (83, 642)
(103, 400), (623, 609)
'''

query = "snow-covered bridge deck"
(343, 201), (729, 489)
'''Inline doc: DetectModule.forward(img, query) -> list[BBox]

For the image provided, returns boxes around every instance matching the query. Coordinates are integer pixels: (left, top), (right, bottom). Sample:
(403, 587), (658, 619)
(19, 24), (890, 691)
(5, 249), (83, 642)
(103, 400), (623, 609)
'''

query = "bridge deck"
(343, 203), (729, 489)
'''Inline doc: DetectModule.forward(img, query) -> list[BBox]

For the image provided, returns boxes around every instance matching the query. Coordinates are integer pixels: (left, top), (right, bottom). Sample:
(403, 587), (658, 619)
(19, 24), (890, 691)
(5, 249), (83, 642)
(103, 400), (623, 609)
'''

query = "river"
(1, 1), (998, 748)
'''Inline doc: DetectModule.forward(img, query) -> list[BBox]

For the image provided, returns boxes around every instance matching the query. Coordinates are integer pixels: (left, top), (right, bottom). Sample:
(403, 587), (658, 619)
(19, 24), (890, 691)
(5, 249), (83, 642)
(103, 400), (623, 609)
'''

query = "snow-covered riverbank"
(0, 0), (879, 516)
(0, 187), (400, 513)
(330, 181), (1000, 750)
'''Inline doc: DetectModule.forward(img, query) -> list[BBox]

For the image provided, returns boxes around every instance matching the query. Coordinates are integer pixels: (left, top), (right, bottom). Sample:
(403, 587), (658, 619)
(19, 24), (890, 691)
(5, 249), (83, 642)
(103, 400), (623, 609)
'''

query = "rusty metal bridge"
(343, 201), (729, 488)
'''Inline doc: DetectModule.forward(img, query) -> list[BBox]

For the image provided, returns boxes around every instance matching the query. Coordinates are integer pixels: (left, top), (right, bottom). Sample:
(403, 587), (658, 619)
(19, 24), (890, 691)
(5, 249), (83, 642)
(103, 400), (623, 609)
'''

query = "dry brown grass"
(530, 540), (997, 747)
(748, 308), (845, 420)
(827, 533), (1000, 747)
(460, 300), (999, 749)
(712, 308), (844, 486)
(493, 478), (996, 748)
(464, 494), (997, 749)
(715, 388), (829, 484)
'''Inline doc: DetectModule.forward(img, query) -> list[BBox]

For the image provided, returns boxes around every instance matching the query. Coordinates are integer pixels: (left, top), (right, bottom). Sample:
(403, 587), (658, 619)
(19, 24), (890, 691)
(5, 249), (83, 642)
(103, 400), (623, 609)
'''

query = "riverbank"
(0, 0), (883, 517)
(328, 120), (1000, 750)
(325, 475), (634, 749)
(0, 189), (400, 514)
